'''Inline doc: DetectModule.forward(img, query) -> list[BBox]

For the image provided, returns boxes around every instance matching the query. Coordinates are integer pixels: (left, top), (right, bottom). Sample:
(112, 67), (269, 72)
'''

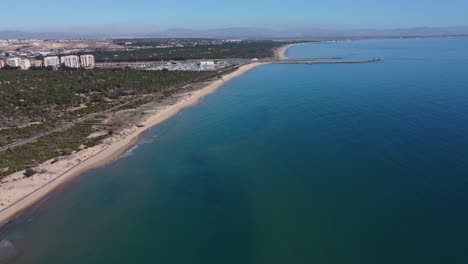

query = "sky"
(3, 0), (468, 33)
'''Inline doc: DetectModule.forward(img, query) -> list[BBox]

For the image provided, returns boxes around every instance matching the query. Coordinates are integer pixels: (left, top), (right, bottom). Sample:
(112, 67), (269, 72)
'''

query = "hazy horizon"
(1, 26), (468, 40)
(3, 0), (468, 34)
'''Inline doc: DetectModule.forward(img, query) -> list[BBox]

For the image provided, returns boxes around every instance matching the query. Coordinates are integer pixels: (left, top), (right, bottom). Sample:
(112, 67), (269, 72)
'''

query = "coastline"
(275, 42), (307, 59)
(0, 62), (264, 226)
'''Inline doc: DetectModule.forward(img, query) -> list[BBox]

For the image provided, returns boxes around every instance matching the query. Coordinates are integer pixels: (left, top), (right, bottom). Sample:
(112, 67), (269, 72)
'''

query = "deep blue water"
(1, 38), (468, 263)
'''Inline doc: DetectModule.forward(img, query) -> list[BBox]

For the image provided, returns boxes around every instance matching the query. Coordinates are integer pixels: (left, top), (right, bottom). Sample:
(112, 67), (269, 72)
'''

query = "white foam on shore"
(119, 145), (139, 159)
(118, 135), (160, 160)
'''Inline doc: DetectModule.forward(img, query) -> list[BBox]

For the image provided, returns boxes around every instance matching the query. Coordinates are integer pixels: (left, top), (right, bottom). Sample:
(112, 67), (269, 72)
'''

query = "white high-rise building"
(6, 58), (22, 68)
(20, 59), (31, 70)
(43, 56), (60, 68)
(80, 54), (95, 69)
(200, 61), (215, 66)
(61, 55), (80, 68)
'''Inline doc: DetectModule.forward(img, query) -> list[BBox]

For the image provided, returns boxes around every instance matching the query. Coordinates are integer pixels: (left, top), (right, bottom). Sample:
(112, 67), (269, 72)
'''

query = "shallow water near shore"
(1, 38), (468, 263)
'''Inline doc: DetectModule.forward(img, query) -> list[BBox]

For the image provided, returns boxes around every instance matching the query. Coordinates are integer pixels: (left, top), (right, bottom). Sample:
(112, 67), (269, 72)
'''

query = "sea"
(1, 37), (468, 264)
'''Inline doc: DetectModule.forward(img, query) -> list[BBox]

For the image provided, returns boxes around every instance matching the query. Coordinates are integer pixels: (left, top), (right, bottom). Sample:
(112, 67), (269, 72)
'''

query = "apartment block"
(61, 55), (80, 68)
(80, 54), (95, 69)
(43, 56), (60, 68)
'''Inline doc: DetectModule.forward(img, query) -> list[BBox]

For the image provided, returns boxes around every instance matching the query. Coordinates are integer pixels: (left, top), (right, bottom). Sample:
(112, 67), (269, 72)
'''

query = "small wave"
(117, 135), (160, 160)
(140, 135), (159, 145)
(119, 145), (139, 159)
(0, 240), (17, 261)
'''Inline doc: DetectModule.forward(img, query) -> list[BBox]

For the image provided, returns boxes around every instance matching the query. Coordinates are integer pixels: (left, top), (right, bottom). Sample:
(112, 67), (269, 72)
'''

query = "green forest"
(0, 69), (212, 125)
(93, 41), (289, 62)
(0, 69), (216, 178)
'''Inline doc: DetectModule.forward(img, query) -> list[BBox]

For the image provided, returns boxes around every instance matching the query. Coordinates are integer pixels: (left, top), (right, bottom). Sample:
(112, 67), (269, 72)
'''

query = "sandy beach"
(275, 43), (308, 59)
(275, 44), (292, 59)
(0, 63), (264, 226)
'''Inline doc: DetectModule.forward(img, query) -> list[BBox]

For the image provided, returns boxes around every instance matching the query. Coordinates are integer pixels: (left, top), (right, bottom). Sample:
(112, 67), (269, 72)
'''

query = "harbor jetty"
(267, 58), (383, 64)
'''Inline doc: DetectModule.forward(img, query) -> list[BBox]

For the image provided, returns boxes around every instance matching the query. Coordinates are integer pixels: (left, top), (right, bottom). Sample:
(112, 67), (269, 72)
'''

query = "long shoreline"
(274, 42), (308, 59)
(0, 62), (265, 227)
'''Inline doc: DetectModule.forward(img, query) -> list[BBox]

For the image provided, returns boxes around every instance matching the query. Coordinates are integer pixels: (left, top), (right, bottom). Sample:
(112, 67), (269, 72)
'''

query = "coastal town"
(1, 54), (95, 70)
(0, 38), (250, 71)
(1, 0), (468, 263)
(0, 39), (104, 70)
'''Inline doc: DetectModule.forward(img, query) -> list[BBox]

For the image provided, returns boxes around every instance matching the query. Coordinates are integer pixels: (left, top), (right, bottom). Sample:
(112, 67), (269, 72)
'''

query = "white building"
(6, 58), (22, 68)
(20, 59), (31, 70)
(200, 61), (215, 66)
(43, 56), (60, 68)
(199, 61), (216, 71)
(80, 54), (95, 69)
(61, 55), (80, 68)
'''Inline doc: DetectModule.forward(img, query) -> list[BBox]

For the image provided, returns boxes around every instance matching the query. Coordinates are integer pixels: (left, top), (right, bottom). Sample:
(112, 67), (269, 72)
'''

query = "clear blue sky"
(4, 0), (468, 32)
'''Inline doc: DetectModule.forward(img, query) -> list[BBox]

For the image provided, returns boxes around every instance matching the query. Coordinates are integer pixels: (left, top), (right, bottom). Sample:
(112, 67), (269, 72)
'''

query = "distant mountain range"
(1, 26), (468, 40)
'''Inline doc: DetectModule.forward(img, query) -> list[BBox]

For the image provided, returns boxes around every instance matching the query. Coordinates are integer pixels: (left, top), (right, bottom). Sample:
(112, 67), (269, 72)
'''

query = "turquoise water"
(1, 38), (468, 263)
